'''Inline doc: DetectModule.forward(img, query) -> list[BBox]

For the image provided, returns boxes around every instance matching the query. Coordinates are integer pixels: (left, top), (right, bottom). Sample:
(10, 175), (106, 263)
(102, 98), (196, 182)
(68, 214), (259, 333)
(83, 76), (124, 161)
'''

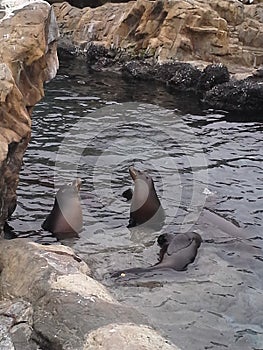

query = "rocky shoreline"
(0, 239), (178, 349)
(0, 2), (181, 349)
(52, 0), (263, 115)
(0, 0), (262, 349)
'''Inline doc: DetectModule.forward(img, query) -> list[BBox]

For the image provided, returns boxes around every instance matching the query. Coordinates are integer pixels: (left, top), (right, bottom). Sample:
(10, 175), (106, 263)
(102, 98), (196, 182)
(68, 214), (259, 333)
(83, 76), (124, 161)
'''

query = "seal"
(42, 178), (83, 238)
(155, 232), (202, 270)
(127, 166), (165, 229)
(111, 231), (202, 277)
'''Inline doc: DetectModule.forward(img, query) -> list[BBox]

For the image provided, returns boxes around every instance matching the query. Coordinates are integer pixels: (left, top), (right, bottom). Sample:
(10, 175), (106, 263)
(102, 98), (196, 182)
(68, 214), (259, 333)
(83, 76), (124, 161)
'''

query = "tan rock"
(0, 1), (59, 233)
(84, 323), (180, 350)
(50, 273), (118, 304)
(53, 0), (263, 66)
(0, 238), (178, 349)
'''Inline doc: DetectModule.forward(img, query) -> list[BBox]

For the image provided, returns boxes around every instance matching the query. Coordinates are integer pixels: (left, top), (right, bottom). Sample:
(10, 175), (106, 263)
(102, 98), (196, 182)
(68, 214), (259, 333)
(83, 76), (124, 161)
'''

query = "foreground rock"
(0, 1), (59, 234)
(0, 239), (179, 350)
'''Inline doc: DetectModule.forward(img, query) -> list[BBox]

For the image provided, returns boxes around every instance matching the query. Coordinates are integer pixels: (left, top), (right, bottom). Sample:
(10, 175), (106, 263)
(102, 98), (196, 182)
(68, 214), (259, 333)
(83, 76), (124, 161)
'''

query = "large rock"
(0, 1), (59, 234)
(52, 0), (263, 67)
(0, 239), (179, 349)
(202, 78), (263, 114)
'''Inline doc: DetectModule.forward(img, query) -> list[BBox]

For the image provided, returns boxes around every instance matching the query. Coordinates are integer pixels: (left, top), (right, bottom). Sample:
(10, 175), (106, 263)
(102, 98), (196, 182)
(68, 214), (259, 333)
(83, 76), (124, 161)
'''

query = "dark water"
(9, 59), (263, 349)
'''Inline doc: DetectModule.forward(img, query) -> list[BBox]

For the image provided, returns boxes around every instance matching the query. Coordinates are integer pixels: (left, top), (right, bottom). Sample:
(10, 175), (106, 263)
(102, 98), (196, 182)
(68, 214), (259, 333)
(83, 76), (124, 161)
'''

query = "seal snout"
(72, 178), (82, 191)
(129, 166), (138, 181)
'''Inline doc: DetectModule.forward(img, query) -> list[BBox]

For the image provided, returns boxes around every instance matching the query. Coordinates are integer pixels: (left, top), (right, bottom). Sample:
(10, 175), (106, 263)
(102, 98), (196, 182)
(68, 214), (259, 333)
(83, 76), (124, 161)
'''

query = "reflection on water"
(9, 59), (263, 349)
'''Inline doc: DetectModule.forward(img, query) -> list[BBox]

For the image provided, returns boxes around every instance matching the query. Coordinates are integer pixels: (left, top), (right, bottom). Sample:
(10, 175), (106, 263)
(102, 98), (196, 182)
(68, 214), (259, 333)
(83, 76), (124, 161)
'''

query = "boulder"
(0, 1), (59, 234)
(202, 78), (263, 114)
(0, 239), (179, 350)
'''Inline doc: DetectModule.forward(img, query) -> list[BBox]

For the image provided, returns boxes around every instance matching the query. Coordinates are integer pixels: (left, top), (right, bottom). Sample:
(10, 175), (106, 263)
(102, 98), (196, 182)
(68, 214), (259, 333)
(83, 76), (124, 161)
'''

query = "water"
(9, 59), (263, 349)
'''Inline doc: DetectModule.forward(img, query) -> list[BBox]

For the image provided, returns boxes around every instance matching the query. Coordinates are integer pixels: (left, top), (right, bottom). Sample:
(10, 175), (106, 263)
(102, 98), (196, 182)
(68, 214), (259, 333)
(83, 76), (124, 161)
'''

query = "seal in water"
(42, 178), (83, 238)
(111, 232), (202, 277)
(127, 166), (165, 229)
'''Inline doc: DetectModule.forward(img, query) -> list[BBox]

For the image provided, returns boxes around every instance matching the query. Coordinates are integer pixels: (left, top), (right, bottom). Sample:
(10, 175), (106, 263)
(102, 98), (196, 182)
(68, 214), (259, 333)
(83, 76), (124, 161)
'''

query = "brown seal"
(127, 166), (165, 229)
(42, 178), (83, 238)
(111, 232), (202, 277)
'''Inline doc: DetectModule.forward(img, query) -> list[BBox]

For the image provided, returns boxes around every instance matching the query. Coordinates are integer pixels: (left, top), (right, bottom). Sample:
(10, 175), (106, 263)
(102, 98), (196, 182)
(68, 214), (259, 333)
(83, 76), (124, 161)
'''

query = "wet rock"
(123, 60), (201, 87)
(0, 1), (59, 235)
(202, 79), (263, 114)
(168, 64), (202, 91)
(197, 63), (230, 92)
(122, 60), (155, 80)
(85, 42), (120, 70)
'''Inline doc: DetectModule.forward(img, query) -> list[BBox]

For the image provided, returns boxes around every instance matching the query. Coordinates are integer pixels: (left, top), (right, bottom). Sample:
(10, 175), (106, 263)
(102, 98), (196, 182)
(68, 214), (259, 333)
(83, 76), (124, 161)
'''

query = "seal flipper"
(127, 216), (137, 228)
(122, 188), (133, 201)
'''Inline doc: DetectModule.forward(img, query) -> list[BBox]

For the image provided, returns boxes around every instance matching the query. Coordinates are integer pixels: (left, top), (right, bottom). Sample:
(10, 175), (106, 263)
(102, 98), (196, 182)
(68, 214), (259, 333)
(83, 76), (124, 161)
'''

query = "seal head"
(42, 178), (83, 238)
(128, 166), (165, 230)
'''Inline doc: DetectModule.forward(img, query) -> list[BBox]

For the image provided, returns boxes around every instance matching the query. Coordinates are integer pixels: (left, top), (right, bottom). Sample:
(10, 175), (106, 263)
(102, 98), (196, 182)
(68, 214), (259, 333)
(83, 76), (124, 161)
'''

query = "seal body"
(42, 179), (83, 238)
(128, 166), (165, 229)
(155, 232), (202, 270)
(111, 232), (202, 278)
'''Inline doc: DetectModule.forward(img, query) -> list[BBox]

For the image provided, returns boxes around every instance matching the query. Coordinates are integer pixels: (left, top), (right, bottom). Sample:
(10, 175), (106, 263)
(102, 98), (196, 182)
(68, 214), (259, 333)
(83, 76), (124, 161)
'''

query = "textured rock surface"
(0, 2), (59, 234)
(0, 239), (179, 349)
(53, 0), (263, 67)
(202, 78), (263, 113)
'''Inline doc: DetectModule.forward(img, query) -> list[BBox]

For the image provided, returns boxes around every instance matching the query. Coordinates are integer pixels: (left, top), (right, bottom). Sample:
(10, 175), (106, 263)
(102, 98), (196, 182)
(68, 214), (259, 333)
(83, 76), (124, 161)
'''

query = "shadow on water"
(7, 57), (263, 350)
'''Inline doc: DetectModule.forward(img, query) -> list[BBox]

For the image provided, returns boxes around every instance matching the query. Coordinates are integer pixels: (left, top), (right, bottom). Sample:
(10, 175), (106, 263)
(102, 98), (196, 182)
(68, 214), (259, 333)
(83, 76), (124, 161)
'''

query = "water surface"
(9, 59), (263, 350)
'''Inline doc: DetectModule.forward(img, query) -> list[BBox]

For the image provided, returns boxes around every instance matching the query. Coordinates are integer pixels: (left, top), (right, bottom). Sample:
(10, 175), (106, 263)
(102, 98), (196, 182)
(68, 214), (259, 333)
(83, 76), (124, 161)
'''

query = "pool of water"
(9, 59), (263, 349)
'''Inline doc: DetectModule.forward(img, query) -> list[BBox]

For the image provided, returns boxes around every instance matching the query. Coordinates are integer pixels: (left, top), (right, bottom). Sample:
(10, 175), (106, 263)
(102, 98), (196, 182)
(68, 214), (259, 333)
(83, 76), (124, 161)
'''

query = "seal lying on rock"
(127, 166), (165, 230)
(111, 232), (202, 277)
(42, 178), (83, 238)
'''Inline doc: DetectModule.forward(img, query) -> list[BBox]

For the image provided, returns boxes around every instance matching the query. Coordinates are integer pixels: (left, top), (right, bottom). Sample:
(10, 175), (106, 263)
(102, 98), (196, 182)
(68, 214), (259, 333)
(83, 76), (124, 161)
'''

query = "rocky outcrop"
(52, 0), (263, 67)
(0, 239), (179, 349)
(122, 60), (263, 114)
(0, 2), (59, 234)
(202, 77), (263, 114)
(51, 0), (263, 115)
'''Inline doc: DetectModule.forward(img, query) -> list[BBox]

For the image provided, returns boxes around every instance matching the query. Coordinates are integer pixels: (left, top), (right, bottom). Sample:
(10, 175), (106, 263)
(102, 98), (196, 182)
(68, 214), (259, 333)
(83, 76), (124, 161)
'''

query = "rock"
(84, 323), (180, 350)
(50, 0), (263, 114)
(0, 239), (179, 349)
(0, 1), (59, 235)
(0, 299), (37, 350)
(52, 0), (263, 67)
(48, 0), (108, 7)
(202, 78), (263, 114)
(197, 63), (230, 92)
(123, 60), (201, 87)
(168, 63), (202, 91)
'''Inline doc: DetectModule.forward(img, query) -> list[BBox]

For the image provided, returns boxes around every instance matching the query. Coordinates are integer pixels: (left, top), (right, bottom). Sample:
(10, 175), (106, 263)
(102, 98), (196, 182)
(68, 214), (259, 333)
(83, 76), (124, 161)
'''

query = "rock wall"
(52, 0), (263, 67)
(0, 2), (59, 234)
